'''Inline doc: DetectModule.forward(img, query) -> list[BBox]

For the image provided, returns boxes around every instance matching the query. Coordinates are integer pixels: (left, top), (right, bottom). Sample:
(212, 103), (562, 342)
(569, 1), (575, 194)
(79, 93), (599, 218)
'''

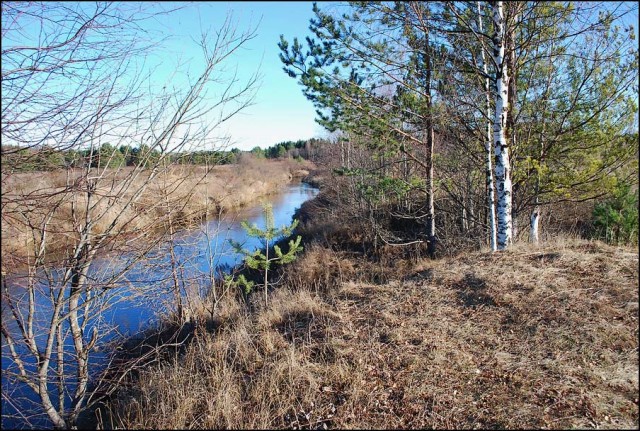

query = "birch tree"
(279, 1), (636, 253)
(424, 1), (500, 250)
(442, 1), (511, 250)
(445, 1), (637, 247)
(511, 1), (638, 243)
(491, 1), (513, 250)
(477, 1), (498, 250)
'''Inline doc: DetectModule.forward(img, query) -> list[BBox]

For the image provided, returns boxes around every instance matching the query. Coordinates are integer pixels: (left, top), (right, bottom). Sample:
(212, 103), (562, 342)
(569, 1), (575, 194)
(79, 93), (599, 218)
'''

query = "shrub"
(229, 203), (303, 305)
(592, 182), (638, 245)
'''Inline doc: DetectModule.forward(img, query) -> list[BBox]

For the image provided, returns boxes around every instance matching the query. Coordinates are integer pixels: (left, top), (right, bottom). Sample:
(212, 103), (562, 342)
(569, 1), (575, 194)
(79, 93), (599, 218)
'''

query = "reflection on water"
(1, 182), (318, 429)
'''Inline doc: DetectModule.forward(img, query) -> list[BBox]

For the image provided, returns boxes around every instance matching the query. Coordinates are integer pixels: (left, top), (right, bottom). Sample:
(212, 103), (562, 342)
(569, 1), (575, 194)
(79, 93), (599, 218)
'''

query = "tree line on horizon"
(0, 137), (330, 172)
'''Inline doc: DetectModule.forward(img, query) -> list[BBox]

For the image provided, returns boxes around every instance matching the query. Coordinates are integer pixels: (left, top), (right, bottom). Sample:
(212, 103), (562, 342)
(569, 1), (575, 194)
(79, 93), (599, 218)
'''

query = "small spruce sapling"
(229, 203), (303, 305)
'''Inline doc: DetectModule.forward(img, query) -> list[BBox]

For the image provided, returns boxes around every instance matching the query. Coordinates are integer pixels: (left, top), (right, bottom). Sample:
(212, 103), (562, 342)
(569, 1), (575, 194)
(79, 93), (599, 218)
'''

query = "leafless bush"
(1, 3), (258, 428)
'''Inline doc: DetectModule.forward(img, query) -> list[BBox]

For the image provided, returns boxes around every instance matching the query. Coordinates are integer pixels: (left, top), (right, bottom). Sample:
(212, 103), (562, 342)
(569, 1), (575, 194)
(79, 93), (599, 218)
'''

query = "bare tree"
(1, 3), (258, 428)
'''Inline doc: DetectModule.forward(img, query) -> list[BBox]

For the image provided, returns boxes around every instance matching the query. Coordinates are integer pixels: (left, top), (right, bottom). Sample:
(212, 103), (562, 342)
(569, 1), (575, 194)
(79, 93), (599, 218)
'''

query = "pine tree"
(279, 2), (443, 251)
(229, 203), (303, 306)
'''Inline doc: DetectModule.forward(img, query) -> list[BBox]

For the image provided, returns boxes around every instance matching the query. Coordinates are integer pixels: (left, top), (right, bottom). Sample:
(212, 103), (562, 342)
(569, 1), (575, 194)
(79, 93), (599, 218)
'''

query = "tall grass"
(98, 231), (638, 429)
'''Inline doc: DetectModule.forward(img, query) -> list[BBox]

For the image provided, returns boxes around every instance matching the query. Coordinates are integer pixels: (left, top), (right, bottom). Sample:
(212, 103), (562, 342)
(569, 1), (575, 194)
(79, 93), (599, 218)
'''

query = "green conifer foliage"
(592, 182), (639, 245)
(229, 203), (303, 305)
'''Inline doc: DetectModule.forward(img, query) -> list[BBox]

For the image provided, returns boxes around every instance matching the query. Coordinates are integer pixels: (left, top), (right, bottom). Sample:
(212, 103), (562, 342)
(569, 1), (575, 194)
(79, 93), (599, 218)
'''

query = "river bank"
(1, 179), (320, 430)
(92, 177), (639, 429)
(1, 157), (315, 272)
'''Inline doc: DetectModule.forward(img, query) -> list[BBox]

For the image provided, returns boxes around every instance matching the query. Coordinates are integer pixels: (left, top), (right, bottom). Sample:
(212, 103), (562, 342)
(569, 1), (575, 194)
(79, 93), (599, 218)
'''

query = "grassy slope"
(105, 235), (639, 429)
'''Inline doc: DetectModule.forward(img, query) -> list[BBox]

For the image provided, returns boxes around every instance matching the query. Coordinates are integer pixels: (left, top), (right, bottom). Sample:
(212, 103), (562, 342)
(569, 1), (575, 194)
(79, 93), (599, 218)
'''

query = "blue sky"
(147, 2), (327, 151)
(146, 1), (638, 151)
(3, 2), (636, 151)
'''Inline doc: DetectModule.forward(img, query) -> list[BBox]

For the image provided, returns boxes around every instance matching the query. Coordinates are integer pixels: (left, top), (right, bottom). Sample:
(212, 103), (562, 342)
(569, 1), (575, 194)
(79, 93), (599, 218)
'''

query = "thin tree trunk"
(169, 227), (185, 323)
(37, 294), (68, 430)
(426, 126), (435, 240)
(39, 372), (67, 429)
(530, 136), (545, 243)
(478, 1), (497, 251)
(530, 200), (540, 243)
(530, 134), (547, 244)
(462, 204), (469, 233)
(530, 39), (555, 244)
(68, 255), (93, 425)
(264, 238), (269, 306)
(506, 3), (520, 242)
(467, 173), (476, 232)
(492, 1), (513, 250)
(56, 323), (65, 416)
(424, 7), (436, 257)
(166, 190), (185, 323)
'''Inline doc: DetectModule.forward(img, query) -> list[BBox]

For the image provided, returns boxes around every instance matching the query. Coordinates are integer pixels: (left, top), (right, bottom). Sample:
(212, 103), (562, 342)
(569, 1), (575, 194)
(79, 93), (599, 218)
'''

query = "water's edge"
(1, 181), (319, 429)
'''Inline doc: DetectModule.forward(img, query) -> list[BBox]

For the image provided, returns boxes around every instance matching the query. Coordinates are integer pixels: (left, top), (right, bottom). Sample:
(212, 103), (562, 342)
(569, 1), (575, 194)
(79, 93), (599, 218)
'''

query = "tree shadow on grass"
(454, 272), (496, 308)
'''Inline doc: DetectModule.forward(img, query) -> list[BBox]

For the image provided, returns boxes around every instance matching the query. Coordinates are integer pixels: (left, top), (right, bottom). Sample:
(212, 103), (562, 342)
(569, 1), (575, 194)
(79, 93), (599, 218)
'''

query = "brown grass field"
(1, 157), (312, 270)
(101, 230), (639, 429)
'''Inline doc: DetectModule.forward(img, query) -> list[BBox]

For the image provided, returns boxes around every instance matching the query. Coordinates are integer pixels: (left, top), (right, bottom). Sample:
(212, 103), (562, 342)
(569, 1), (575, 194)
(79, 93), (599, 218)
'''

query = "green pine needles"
(592, 182), (639, 246)
(228, 203), (303, 305)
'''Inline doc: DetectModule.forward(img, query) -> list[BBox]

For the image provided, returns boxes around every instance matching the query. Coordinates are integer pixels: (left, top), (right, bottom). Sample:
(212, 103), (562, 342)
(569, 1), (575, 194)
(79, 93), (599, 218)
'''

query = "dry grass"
(101, 234), (639, 429)
(103, 287), (353, 429)
(1, 158), (313, 269)
(324, 238), (638, 429)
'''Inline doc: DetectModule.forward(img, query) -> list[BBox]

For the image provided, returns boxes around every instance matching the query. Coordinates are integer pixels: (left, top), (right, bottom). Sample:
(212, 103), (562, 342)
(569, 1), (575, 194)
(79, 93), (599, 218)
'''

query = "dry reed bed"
(1, 158), (312, 268)
(104, 238), (639, 429)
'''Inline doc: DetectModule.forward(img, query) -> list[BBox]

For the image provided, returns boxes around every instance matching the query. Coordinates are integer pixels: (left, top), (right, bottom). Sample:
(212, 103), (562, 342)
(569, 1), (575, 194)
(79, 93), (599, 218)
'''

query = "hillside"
(103, 235), (639, 429)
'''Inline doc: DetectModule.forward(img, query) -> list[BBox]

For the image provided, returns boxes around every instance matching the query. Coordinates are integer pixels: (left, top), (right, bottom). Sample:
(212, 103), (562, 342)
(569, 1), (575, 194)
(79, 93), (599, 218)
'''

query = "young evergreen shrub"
(229, 203), (303, 305)
(592, 182), (638, 245)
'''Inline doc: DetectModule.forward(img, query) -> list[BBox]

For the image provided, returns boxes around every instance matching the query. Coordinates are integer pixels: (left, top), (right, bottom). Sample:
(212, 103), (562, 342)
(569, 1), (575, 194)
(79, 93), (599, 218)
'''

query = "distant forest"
(0, 138), (330, 172)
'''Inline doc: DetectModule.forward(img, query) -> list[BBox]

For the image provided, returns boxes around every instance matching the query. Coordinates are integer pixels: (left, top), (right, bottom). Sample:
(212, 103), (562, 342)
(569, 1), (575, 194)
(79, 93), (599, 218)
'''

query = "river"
(1, 181), (319, 429)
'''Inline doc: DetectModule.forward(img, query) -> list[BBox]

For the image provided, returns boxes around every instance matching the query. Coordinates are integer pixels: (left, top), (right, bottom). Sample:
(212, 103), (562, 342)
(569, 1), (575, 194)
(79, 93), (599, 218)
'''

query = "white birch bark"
(530, 39), (555, 244)
(478, 1), (497, 251)
(530, 206), (540, 243)
(492, 1), (512, 250)
(422, 4), (436, 244)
